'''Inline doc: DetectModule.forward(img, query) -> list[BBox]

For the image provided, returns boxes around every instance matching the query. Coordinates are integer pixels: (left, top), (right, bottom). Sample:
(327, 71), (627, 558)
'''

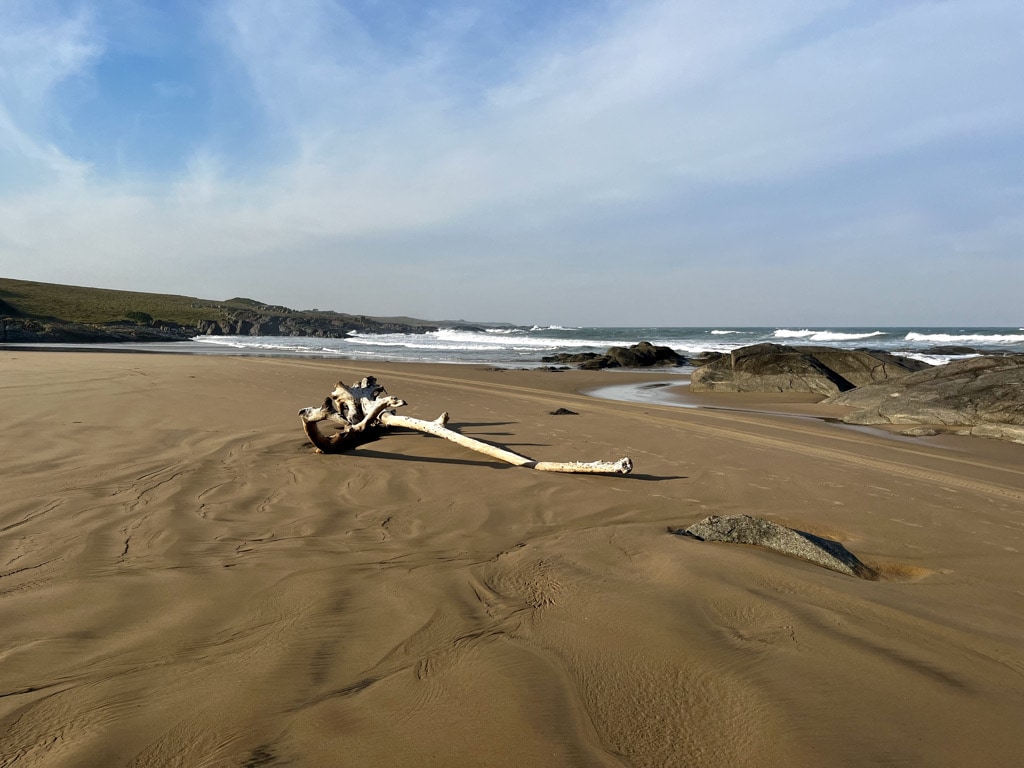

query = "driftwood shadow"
(624, 473), (688, 482)
(347, 448), (507, 469)
(448, 421), (518, 429)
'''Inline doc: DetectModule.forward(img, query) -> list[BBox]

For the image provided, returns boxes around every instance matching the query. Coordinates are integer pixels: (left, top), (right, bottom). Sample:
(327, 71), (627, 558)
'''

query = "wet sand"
(2, 351), (1023, 767)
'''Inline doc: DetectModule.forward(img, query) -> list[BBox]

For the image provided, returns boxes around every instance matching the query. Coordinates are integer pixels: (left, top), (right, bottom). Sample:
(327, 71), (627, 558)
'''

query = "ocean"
(187, 326), (1024, 368)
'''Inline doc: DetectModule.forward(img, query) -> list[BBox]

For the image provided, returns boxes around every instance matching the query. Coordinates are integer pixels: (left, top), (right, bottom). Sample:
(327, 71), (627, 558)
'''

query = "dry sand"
(1, 351), (1023, 767)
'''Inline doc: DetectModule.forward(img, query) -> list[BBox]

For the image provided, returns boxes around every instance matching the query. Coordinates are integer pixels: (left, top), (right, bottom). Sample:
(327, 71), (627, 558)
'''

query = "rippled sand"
(2, 351), (1023, 767)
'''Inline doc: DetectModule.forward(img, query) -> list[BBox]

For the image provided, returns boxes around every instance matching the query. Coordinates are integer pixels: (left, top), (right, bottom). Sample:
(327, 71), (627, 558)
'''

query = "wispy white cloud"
(0, 1), (101, 182)
(1, 0), (1022, 324)
(202, 0), (1024, 229)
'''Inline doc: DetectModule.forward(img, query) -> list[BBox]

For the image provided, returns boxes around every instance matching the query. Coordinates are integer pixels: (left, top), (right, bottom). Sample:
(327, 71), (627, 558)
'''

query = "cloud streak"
(0, 1), (100, 183)
(1, 0), (1022, 324)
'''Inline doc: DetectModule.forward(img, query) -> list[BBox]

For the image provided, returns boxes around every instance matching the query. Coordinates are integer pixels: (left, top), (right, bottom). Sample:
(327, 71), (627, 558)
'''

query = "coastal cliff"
(0, 278), (439, 343)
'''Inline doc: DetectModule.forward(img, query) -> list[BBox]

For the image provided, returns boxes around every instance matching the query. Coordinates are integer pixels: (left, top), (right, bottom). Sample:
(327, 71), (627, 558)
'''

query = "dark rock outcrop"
(196, 311), (436, 338)
(689, 343), (929, 396)
(541, 352), (603, 365)
(673, 514), (876, 579)
(0, 277), (444, 344)
(543, 341), (686, 369)
(688, 351), (725, 367)
(826, 355), (1024, 444)
(1, 317), (194, 343)
(1, 310), (437, 344)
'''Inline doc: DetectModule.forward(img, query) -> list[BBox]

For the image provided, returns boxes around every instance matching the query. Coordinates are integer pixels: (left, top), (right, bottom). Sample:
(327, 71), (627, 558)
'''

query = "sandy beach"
(2, 351), (1023, 767)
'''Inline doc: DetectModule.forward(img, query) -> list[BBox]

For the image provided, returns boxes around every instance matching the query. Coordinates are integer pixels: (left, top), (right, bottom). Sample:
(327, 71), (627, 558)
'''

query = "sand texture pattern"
(2, 352), (1023, 767)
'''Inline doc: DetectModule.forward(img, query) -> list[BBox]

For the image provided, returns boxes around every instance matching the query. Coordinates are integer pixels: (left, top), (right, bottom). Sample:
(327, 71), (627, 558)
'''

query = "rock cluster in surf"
(542, 341), (686, 369)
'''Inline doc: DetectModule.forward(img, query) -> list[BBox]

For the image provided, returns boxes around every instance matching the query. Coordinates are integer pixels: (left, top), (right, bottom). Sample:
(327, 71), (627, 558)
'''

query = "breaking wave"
(774, 329), (888, 342)
(905, 332), (1024, 345)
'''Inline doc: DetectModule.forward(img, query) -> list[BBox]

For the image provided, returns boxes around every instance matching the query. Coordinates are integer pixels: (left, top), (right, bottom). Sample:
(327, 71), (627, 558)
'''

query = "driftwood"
(298, 377), (632, 474)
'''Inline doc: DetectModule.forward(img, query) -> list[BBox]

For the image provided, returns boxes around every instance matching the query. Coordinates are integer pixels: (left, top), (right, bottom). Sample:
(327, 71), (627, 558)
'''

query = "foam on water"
(188, 325), (1024, 367)
(774, 329), (887, 342)
(905, 332), (1024, 345)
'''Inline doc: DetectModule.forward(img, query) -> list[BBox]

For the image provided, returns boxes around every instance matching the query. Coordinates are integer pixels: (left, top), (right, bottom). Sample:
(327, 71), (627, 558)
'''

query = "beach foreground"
(2, 352), (1023, 767)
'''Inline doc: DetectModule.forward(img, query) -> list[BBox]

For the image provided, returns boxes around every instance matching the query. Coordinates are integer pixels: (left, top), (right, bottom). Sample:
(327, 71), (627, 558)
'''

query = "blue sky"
(1, 0), (1022, 326)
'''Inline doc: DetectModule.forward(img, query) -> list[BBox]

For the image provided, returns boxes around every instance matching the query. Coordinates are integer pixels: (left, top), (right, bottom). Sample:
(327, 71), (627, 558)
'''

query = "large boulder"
(605, 341), (686, 367)
(674, 514), (876, 579)
(826, 355), (1024, 444)
(544, 341), (686, 369)
(689, 343), (929, 397)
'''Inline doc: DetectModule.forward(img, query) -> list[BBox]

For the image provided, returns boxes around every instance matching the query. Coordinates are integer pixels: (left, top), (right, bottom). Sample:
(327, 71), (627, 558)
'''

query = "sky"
(1, 0), (1022, 327)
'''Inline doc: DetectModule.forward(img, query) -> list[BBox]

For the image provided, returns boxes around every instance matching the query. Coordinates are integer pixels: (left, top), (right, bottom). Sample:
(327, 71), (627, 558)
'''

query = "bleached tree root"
(379, 411), (633, 474)
(299, 376), (633, 475)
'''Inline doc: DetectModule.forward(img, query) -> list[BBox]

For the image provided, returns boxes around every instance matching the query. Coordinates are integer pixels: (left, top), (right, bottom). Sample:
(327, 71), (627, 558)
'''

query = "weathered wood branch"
(298, 377), (406, 453)
(379, 411), (633, 473)
(299, 376), (632, 475)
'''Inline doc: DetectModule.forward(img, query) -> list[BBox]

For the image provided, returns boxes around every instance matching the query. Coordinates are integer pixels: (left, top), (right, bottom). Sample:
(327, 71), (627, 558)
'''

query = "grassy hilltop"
(0, 277), (442, 342)
(0, 277), (260, 326)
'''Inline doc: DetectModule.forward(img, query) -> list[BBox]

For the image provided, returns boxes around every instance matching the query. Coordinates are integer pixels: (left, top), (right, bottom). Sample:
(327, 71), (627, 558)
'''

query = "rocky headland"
(192, 309), (440, 338)
(0, 316), (196, 343)
(0, 311), (438, 344)
(0, 278), (440, 344)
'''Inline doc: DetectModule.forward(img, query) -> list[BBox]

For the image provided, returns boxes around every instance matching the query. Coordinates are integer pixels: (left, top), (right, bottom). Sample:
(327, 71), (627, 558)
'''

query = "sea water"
(190, 326), (1024, 367)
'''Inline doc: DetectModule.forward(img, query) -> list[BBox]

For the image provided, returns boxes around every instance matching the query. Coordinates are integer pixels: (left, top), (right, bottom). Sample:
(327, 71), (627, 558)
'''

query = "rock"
(195, 311), (437, 338)
(605, 341), (686, 368)
(922, 345), (984, 356)
(541, 352), (602, 364)
(1, 317), (195, 343)
(895, 426), (941, 437)
(690, 343), (929, 397)
(549, 408), (578, 415)
(546, 342), (686, 370)
(673, 514), (877, 579)
(688, 351), (725, 367)
(826, 355), (1024, 444)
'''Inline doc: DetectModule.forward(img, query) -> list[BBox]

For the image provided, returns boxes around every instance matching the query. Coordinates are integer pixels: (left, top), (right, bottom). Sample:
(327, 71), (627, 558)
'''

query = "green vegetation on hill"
(0, 277), (446, 328)
(0, 277), (448, 343)
(0, 277), (280, 325)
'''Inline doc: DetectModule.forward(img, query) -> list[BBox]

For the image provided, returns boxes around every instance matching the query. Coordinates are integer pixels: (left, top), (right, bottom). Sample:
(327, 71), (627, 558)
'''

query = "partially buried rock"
(673, 514), (877, 579)
(549, 407), (578, 415)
